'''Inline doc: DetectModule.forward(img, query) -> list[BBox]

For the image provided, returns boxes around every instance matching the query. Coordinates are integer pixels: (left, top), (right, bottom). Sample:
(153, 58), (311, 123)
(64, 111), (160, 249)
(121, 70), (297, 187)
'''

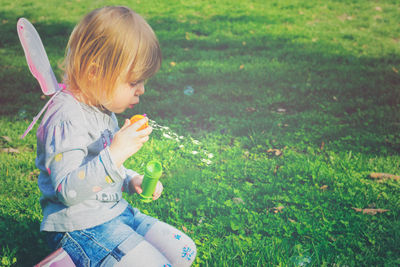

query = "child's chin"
(112, 108), (126, 114)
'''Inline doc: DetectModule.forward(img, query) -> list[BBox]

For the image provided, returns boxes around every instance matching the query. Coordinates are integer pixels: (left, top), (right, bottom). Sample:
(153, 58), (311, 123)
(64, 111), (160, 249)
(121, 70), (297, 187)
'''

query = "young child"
(35, 6), (196, 266)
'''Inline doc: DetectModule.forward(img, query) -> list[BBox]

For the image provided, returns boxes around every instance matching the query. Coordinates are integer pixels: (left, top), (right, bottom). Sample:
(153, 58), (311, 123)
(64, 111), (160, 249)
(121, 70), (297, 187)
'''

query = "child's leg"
(143, 221), (197, 267)
(99, 233), (171, 267)
(113, 240), (171, 267)
(125, 207), (196, 266)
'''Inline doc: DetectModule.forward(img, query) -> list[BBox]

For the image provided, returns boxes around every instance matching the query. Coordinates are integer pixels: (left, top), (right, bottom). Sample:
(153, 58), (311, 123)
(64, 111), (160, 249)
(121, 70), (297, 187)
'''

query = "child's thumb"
(120, 119), (131, 130)
(135, 184), (143, 194)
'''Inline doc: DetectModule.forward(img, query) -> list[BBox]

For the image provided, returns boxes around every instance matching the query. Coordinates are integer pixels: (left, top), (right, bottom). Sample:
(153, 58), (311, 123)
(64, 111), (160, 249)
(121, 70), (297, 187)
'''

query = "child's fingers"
(130, 117), (148, 131)
(133, 175), (143, 194)
(136, 126), (153, 138)
(139, 135), (150, 144)
(134, 183), (143, 194)
(120, 119), (131, 130)
(126, 119), (152, 138)
(153, 181), (163, 200)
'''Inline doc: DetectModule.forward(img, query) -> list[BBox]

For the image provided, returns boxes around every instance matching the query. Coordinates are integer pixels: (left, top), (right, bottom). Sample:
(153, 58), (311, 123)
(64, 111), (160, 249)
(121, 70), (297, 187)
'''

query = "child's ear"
(87, 62), (99, 81)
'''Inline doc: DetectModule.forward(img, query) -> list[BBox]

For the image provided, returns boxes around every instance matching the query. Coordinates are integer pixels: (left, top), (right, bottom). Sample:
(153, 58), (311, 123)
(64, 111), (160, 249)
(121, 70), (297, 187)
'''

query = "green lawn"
(0, 0), (399, 266)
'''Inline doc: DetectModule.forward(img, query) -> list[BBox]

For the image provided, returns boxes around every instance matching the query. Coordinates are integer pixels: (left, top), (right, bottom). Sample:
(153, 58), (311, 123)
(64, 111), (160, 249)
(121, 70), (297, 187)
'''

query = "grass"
(1, 0), (399, 266)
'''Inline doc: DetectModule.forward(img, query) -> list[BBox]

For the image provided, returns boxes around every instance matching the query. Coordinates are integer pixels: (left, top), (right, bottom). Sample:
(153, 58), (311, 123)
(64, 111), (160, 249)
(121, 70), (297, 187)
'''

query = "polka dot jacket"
(36, 91), (139, 232)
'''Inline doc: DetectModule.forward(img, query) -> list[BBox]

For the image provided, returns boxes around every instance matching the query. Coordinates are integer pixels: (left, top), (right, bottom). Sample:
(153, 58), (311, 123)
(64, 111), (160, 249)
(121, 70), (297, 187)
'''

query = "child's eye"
(130, 80), (147, 87)
(130, 80), (145, 87)
(130, 82), (138, 87)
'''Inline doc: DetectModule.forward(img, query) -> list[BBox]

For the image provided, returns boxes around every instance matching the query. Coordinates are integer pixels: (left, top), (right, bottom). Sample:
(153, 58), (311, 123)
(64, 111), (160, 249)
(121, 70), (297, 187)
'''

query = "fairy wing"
(17, 18), (60, 95)
(17, 18), (63, 138)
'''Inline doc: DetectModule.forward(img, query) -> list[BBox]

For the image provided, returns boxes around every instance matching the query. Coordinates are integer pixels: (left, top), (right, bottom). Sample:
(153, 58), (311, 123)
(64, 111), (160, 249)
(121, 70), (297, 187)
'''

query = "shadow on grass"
(1, 10), (399, 148)
(0, 212), (50, 266)
(149, 15), (400, 154)
(0, 8), (399, 266)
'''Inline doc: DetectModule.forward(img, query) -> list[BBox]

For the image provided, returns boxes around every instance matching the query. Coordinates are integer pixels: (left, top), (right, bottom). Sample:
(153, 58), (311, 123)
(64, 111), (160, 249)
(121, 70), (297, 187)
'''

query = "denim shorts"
(46, 205), (158, 267)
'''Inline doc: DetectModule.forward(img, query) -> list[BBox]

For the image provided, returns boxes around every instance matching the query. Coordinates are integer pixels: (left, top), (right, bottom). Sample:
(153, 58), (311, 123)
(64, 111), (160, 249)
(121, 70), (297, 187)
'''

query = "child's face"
(104, 80), (145, 114)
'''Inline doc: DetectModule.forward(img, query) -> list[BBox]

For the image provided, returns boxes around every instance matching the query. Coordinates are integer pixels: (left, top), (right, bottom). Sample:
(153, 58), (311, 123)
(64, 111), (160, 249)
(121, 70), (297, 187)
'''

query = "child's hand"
(109, 118), (152, 168)
(129, 175), (163, 200)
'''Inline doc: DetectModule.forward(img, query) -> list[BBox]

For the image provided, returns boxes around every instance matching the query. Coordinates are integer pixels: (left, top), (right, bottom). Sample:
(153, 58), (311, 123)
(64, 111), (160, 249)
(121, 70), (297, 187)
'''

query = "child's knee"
(180, 236), (197, 264)
(144, 221), (197, 266)
(166, 233), (196, 266)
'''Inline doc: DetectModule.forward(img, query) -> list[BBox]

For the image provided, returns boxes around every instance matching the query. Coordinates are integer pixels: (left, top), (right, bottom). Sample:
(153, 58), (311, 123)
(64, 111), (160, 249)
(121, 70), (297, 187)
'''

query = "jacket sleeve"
(122, 166), (141, 194)
(110, 112), (141, 195)
(43, 120), (125, 206)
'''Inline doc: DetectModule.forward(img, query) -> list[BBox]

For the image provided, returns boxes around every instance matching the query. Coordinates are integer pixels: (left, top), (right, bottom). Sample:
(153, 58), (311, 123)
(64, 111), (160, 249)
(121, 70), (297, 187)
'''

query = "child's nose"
(136, 83), (145, 96)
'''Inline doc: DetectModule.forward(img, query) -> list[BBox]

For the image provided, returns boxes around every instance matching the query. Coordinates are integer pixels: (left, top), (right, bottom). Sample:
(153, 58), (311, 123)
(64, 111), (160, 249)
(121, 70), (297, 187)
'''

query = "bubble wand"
(139, 160), (163, 202)
(129, 114), (163, 202)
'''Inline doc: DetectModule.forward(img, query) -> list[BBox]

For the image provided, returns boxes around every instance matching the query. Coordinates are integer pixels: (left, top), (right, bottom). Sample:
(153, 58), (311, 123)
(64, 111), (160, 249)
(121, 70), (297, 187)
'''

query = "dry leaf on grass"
(320, 185), (328, 190)
(267, 148), (282, 156)
(28, 170), (40, 181)
(272, 206), (284, 213)
(338, 14), (353, 21)
(370, 172), (400, 181)
(181, 225), (193, 234)
(352, 207), (389, 215)
(1, 136), (12, 142)
(273, 165), (280, 175)
(1, 147), (20, 153)
(232, 197), (244, 204)
(320, 141), (325, 150)
(246, 107), (256, 113)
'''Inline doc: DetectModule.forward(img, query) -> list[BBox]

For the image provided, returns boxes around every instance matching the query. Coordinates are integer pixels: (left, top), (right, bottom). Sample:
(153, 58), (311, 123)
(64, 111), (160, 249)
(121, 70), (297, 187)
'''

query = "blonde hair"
(63, 6), (161, 107)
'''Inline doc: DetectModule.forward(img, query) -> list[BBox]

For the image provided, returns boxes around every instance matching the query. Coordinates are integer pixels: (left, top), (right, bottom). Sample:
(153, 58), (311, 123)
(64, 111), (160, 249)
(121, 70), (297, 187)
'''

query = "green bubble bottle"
(139, 160), (163, 202)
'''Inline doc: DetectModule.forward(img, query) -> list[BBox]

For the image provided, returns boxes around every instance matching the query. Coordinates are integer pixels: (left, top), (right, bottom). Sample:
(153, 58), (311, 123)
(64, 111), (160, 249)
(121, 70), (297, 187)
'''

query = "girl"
(36, 6), (196, 266)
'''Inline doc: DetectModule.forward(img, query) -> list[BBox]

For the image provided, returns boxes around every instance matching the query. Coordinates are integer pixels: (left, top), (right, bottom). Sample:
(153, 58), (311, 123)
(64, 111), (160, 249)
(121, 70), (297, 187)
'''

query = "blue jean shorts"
(46, 205), (158, 267)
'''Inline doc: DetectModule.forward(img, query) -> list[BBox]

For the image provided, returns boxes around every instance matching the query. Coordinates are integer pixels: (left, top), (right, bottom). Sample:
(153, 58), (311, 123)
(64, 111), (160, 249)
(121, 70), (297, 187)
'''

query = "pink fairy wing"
(17, 18), (60, 95)
(17, 18), (63, 138)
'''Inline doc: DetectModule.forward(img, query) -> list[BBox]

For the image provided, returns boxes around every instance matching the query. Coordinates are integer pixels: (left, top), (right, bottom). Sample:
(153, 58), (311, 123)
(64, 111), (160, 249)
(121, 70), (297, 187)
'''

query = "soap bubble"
(18, 109), (28, 119)
(183, 85), (194, 96)
(291, 255), (311, 266)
